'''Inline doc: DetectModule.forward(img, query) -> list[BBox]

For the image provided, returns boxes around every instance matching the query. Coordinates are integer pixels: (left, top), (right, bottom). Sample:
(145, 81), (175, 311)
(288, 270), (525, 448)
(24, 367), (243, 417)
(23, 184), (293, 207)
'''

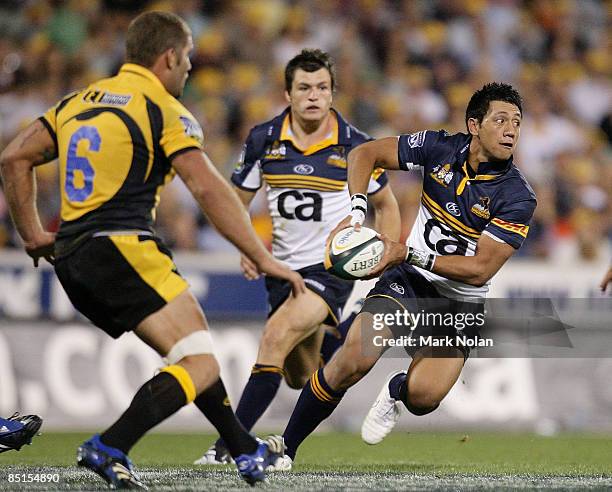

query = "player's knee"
(260, 321), (289, 352)
(405, 386), (440, 415)
(284, 370), (310, 390)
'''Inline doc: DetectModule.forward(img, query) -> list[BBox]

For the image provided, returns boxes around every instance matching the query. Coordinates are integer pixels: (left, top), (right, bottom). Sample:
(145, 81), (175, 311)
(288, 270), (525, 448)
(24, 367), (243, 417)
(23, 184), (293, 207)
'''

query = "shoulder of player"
(244, 110), (287, 150)
(497, 165), (537, 201)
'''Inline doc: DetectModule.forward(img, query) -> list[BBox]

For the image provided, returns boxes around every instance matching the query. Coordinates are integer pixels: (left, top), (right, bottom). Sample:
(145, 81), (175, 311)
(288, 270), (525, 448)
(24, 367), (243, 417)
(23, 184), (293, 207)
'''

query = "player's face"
(474, 101), (521, 161)
(286, 68), (333, 123)
(170, 36), (193, 98)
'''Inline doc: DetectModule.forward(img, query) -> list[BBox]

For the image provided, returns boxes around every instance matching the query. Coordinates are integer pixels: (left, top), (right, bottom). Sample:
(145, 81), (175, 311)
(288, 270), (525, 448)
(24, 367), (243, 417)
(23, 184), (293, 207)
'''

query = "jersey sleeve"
(230, 130), (263, 191)
(367, 167), (389, 195)
(39, 91), (79, 148)
(161, 104), (204, 161)
(397, 130), (442, 172)
(484, 198), (536, 249)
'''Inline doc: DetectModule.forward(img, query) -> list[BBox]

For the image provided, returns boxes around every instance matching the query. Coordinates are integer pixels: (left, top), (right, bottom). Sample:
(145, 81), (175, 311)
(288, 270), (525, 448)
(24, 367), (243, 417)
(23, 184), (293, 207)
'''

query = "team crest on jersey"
(430, 163), (454, 187)
(179, 116), (204, 144)
(471, 196), (491, 219)
(264, 141), (287, 160)
(327, 146), (347, 168)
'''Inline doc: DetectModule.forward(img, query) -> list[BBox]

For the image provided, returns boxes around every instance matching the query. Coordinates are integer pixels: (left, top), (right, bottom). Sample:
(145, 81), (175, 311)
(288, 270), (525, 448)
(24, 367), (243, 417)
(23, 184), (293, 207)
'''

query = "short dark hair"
(125, 11), (190, 68)
(285, 49), (336, 92)
(465, 82), (523, 129)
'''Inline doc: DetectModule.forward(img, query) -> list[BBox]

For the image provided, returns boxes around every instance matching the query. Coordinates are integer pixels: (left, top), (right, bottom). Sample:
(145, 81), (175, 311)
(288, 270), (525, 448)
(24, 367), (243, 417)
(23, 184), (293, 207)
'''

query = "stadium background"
(0, 0), (610, 438)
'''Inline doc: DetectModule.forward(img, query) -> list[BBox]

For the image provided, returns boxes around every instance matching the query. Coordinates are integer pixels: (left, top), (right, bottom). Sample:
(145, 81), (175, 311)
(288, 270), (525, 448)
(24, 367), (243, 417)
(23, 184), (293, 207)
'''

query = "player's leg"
(362, 346), (464, 445)
(281, 311), (387, 462)
(0, 414), (43, 453)
(283, 327), (326, 389)
(233, 290), (328, 433)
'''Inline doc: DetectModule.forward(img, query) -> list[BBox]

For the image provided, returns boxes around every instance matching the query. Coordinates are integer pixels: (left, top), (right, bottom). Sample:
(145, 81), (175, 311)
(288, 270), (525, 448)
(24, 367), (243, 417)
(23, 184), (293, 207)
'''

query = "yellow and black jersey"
(39, 63), (204, 242)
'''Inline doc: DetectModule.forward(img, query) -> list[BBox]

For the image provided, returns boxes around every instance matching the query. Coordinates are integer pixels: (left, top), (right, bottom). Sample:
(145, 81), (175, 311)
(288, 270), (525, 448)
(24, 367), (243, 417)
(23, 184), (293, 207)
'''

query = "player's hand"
(240, 254), (260, 280)
(256, 257), (306, 296)
(24, 231), (56, 267)
(365, 233), (407, 279)
(325, 215), (360, 252)
(600, 267), (612, 292)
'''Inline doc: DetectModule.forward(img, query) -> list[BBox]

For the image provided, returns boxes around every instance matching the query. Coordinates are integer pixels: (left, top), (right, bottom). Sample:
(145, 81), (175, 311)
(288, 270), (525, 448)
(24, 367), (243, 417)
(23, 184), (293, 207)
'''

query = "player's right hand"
(240, 254), (260, 280)
(256, 257), (306, 296)
(24, 231), (56, 267)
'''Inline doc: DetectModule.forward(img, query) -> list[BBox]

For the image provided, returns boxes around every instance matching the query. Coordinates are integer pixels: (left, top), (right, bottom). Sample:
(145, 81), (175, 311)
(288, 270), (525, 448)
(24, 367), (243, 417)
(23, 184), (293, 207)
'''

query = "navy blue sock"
(283, 368), (345, 460)
(388, 372), (407, 402)
(234, 364), (283, 432)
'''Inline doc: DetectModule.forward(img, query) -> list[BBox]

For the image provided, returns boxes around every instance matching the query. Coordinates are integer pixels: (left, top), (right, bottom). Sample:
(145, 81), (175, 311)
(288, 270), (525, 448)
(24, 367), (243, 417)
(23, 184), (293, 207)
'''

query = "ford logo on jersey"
(445, 202), (461, 216)
(294, 164), (314, 175)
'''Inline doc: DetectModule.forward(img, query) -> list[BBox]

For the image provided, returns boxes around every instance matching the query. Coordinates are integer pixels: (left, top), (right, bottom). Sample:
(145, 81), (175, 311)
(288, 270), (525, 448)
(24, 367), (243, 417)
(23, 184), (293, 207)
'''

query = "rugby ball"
(324, 227), (385, 280)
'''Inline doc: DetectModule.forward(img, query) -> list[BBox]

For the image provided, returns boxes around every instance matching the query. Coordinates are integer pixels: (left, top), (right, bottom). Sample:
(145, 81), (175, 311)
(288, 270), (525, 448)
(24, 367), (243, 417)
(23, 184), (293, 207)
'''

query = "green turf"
(0, 432), (611, 490)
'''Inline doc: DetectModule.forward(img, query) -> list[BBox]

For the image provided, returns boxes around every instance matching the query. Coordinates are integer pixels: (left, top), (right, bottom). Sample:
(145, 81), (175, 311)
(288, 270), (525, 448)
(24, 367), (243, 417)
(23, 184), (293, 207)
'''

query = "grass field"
(1, 432), (611, 490)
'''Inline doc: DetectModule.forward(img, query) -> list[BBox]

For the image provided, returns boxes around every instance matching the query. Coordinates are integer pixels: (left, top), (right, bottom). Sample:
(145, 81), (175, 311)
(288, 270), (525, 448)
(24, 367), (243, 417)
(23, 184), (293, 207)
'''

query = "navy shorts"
(361, 263), (482, 359)
(265, 263), (353, 326)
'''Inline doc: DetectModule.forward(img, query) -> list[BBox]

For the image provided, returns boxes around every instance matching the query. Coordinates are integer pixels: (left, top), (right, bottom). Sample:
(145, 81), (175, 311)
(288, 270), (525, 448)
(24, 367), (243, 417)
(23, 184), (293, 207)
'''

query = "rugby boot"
(361, 371), (405, 445)
(0, 413), (43, 453)
(77, 434), (147, 489)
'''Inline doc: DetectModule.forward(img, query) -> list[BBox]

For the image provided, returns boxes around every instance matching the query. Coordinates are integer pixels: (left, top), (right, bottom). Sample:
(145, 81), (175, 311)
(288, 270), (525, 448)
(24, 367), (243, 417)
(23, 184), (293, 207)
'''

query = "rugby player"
(269, 82), (537, 469)
(0, 11), (302, 488)
(195, 49), (400, 465)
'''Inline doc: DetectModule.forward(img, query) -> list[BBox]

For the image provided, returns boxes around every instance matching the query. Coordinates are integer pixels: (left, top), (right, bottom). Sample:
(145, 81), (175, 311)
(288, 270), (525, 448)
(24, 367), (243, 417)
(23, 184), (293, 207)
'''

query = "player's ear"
(165, 48), (176, 70)
(467, 117), (479, 136)
(284, 90), (291, 104)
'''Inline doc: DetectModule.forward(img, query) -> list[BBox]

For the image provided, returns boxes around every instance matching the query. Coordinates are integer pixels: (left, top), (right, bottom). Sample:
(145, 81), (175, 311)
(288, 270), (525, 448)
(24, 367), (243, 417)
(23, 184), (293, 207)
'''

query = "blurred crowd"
(0, 0), (610, 261)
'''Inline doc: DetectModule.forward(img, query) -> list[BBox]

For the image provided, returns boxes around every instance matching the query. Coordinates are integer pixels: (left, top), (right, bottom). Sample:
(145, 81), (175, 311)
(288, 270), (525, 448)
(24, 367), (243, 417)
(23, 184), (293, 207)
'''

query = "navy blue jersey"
(232, 108), (388, 269)
(397, 130), (536, 298)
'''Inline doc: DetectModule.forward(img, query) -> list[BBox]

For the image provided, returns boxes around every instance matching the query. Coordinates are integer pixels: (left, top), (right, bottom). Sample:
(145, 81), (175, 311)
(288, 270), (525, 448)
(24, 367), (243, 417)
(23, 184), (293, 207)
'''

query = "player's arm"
(369, 233), (515, 286)
(327, 137), (402, 241)
(0, 119), (57, 266)
(232, 186), (261, 280)
(369, 184), (401, 241)
(429, 235), (515, 286)
(172, 149), (304, 293)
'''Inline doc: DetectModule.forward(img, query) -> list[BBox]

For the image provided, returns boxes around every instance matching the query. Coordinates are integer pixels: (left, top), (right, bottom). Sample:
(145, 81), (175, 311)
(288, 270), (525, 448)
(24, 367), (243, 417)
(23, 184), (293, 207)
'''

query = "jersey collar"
(456, 135), (513, 194)
(279, 109), (339, 155)
(119, 63), (167, 93)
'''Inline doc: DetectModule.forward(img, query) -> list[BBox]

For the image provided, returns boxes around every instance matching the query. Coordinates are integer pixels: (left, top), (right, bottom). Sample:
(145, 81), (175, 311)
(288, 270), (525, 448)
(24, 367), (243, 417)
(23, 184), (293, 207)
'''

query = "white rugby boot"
(263, 435), (292, 472)
(193, 441), (233, 465)
(361, 370), (406, 445)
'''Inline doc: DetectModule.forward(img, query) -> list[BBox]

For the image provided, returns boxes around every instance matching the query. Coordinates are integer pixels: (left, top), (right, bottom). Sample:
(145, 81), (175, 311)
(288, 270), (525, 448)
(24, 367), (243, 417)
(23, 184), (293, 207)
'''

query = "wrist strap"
(406, 246), (436, 271)
(350, 193), (367, 227)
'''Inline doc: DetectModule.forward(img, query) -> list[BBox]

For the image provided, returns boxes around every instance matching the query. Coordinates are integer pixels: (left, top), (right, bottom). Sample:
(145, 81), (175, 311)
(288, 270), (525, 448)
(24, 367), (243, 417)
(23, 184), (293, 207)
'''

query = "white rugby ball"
(324, 227), (385, 280)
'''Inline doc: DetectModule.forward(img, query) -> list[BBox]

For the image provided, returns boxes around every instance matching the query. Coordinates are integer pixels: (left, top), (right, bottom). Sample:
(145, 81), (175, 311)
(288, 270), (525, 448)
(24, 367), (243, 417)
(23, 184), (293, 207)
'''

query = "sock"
(234, 364), (283, 432)
(388, 372), (407, 401)
(193, 378), (257, 457)
(283, 368), (345, 460)
(391, 372), (439, 416)
(101, 368), (192, 454)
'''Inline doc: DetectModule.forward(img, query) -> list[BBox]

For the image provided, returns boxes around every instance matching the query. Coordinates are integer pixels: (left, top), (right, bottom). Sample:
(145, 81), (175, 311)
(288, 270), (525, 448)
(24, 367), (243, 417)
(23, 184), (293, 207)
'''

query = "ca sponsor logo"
(390, 282), (405, 295)
(294, 164), (314, 175)
(445, 202), (461, 217)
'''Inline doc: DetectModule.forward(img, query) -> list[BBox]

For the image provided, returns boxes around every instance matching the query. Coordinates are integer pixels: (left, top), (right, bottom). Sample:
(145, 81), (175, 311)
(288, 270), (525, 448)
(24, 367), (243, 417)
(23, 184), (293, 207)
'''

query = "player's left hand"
(24, 231), (56, 267)
(364, 233), (407, 279)
(326, 215), (358, 252)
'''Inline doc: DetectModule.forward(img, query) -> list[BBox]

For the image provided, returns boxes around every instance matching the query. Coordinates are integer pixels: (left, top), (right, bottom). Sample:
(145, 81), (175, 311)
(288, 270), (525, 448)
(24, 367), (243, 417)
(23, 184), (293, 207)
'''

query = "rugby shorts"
(54, 234), (188, 338)
(265, 262), (353, 326)
(361, 263), (482, 360)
